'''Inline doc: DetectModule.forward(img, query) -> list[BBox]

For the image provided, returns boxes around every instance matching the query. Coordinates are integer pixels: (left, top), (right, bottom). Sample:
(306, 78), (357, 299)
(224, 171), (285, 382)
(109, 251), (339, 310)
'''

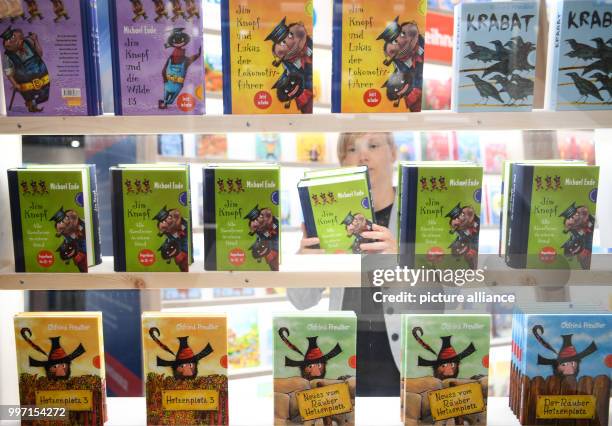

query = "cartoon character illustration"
(183, 0), (199, 20)
(327, 192), (336, 204)
(382, 71), (419, 111)
(125, 179), (134, 193)
(226, 178), (234, 192)
(149, 327), (212, 380)
(20, 180), (29, 194)
(307, 145), (321, 162)
(154, 205), (189, 272)
(30, 180), (38, 194)
(170, 0), (187, 21)
(412, 327), (476, 380)
(545, 175), (553, 191)
(159, 28), (201, 109)
(439, 176), (447, 191)
(143, 178), (151, 193)
(278, 327), (342, 381)
(446, 203), (480, 269)
(151, 0), (169, 22)
(272, 71), (312, 114)
(50, 207), (87, 272)
(311, 194), (320, 205)
(554, 175), (562, 190)
(38, 180), (48, 194)
(20, 328), (85, 380)
(341, 211), (374, 254)
(560, 202), (595, 269)
(135, 179), (143, 193)
(216, 178), (225, 193)
(377, 17), (424, 111)
(50, 0), (69, 21)
(420, 177), (428, 191)
(24, 0), (43, 22)
(430, 176), (438, 191)
(1, 28), (49, 113)
(532, 325), (597, 378)
(535, 175), (543, 191)
(129, 0), (147, 21)
(319, 192), (328, 205)
(244, 205), (279, 270)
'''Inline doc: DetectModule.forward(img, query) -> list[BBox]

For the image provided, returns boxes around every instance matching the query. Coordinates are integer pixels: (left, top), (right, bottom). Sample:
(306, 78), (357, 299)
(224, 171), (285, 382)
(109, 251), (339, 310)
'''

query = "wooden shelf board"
(0, 110), (610, 135)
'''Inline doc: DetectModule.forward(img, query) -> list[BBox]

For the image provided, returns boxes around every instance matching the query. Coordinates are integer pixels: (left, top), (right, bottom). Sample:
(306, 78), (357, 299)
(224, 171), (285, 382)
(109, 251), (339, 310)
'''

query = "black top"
(374, 202), (393, 229)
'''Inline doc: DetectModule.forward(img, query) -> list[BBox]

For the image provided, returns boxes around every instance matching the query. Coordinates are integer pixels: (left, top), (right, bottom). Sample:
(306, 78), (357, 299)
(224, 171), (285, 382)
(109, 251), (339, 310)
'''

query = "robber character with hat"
(50, 207), (87, 272)
(446, 203), (479, 269)
(153, 205), (189, 271)
(20, 328), (85, 380)
(278, 327), (343, 381)
(244, 205), (279, 269)
(341, 211), (373, 254)
(1, 27), (50, 113)
(412, 327), (476, 380)
(532, 325), (597, 378)
(272, 71), (312, 114)
(377, 16), (425, 112)
(129, 0), (148, 21)
(149, 327), (213, 380)
(560, 202), (595, 270)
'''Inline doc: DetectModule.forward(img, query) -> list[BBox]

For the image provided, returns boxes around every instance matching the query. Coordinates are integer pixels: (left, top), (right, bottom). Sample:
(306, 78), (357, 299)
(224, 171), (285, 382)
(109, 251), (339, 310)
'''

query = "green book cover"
(112, 167), (192, 272)
(399, 165), (483, 268)
(273, 313), (356, 425)
(507, 164), (599, 269)
(298, 172), (374, 254)
(203, 165), (280, 271)
(8, 168), (93, 272)
(401, 314), (491, 424)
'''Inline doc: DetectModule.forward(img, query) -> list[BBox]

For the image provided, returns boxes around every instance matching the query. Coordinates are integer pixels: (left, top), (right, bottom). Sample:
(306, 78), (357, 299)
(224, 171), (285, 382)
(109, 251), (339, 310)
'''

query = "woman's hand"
(298, 223), (325, 254)
(359, 223), (398, 254)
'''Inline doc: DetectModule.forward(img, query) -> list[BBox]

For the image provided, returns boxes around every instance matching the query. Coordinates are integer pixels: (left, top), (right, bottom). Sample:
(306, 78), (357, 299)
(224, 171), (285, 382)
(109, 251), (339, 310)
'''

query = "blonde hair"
(336, 132), (396, 165)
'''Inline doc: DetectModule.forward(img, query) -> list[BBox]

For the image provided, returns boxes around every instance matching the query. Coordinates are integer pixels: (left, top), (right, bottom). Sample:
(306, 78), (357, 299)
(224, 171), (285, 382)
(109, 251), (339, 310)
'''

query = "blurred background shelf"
(0, 110), (611, 135)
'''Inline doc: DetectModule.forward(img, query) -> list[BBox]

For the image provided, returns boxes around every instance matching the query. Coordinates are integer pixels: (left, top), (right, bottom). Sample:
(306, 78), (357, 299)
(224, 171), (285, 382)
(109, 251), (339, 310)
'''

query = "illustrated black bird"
(466, 74), (504, 104)
(582, 59), (612, 76)
(490, 75), (530, 104)
(483, 58), (510, 77)
(566, 72), (604, 103)
(607, 38), (612, 46)
(490, 40), (511, 61)
(591, 38), (612, 60)
(565, 39), (598, 61)
(592, 72), (612, 101)
(510, 74), (535, 94)
(503, 37), (536, 73)
(464, 41), (498, 63)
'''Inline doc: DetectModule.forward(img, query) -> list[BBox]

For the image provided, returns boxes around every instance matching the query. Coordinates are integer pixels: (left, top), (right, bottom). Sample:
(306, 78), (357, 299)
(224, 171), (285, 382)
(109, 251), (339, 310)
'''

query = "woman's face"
(341, 133), (396, 187)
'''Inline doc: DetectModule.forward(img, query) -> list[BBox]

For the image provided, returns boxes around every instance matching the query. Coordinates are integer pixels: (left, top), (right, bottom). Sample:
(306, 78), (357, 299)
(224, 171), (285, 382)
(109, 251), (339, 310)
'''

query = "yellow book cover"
(296, 133), (327, 163)
(331, 0), (427, 113)
(142, 313), (228, 425)
(221, 0), (314, 114)
(14, 312), (106, 426)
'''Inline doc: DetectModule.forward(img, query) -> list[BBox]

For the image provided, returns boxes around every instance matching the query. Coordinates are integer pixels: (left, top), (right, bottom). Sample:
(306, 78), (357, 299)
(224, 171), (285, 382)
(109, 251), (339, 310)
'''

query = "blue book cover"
(545, 0), (612, 110)
(452, 1), (539, 112)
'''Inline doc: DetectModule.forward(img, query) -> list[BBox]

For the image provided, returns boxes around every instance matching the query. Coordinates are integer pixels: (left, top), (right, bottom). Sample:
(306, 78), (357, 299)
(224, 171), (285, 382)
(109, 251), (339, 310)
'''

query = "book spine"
(505, 165), (533, 268)
(110, 169), (126, 271)
(186, 165), (194, 264)
(364, 169), (376, 223)
(221, 0), (232, 114)
(107, 0), (123, 115)
(544, 0), (562, 110)
(88, 0), (103, 115)
(8, 170), (25, 272)
(88, 165), (102, 265)
(331, 0), (343, 113)
(298, 186), (318, 242)
(203, 168), (217, 270)
(399, 166), (418, 268)
(498, 177), (505, 257)
(451, 3), (462, 112)
(81, 0), (99, 115)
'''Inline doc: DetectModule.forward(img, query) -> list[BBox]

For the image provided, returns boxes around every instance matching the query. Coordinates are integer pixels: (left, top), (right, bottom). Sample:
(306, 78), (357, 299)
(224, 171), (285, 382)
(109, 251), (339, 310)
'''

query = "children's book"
(221, 0), (314, 114)
(203, 163), (280, 271)
(505, 164), (599, 269)
(296, 133), (327, 163)
(331, 0), (427, 112)
(545, 0), (612, 110)
(273, 312), (356, 425)
(401, 314), (491, 425)
(397, 162), (483, 268)
(108, 0), (205, 114)
(15, 312), (107, 425)
(111, 164), (193, 272)
(452, 1), (539, 112)
(298, 168), (375, 254)
(142, 312), (228, 425)
(0, 0), (102, 115)
(8, 167), (100, 272)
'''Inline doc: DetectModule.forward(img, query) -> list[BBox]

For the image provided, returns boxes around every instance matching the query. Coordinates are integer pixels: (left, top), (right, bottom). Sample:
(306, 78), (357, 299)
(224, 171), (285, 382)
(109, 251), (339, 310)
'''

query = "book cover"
(401, 314), (491, 425)
(108, 0), (205, 115)
(331, 0), (427, 113)
(14, 312), (106, 425)
(545, 0), (612, 111)
(142, 313), (228, 425)
(298, 170), (375, 254)
(111, 166), (192, 272)
(296, 133), (327, 163)
(8, 168), (96, 272)
(505, 164), (599, 269)
(197, 134), (228, 159)
(452, 1), (539, 112)
(221, 0), (314, 114)
(203, 165), (280, 271)
(395, 131), (419, 162)
(398, 164), (483, 268)
(273, 313), (356, 425)
(255, 134), (281, 161)
(0, 0), (101, 115)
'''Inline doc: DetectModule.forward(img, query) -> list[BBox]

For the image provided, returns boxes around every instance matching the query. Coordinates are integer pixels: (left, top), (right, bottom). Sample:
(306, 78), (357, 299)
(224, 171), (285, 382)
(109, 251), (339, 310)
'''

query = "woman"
(289, 132), (403, 396)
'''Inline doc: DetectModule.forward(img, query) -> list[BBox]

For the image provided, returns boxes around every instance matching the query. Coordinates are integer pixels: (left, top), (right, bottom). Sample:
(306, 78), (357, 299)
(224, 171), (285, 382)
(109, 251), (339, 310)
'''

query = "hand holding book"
(357, 223), (398, 254)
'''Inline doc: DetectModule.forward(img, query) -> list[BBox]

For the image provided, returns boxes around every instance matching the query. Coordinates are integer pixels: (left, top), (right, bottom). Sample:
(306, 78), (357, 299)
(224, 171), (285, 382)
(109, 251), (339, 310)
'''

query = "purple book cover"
(0, 0), (97, 116)
(109, 0), (205, 115)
